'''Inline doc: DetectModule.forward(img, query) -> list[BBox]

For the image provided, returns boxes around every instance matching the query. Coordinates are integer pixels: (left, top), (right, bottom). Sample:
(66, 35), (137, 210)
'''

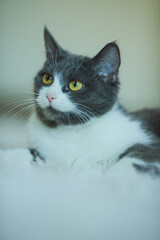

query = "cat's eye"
(42, 73), (53, 85)
(69, 80), (83, 91)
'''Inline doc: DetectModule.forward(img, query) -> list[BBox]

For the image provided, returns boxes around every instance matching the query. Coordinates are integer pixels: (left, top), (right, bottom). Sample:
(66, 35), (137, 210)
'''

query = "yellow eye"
(69, 80), (83, 91)
(42, 73), (53, 85)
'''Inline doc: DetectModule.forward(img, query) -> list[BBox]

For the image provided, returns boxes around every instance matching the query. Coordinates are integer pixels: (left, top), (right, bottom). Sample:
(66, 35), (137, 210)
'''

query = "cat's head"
(34, 27), (121, 126)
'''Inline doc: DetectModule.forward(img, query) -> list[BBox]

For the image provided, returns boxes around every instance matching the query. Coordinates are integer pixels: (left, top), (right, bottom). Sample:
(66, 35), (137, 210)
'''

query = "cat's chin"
(35, 106), (70, 126)
(35, 105), (92, 127)
(37, 106), (62, 120)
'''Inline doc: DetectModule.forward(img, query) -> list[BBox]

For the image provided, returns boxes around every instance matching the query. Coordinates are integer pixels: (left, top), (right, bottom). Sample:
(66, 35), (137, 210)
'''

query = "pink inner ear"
(92, 42), (120, 78)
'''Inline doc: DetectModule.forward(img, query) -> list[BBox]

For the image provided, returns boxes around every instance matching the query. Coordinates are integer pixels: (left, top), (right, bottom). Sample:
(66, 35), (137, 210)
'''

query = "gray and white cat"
(28, 27), (160, 175)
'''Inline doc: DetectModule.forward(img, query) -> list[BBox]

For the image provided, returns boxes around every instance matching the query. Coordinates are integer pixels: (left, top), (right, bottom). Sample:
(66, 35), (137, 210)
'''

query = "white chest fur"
(28, 105), (151, 170)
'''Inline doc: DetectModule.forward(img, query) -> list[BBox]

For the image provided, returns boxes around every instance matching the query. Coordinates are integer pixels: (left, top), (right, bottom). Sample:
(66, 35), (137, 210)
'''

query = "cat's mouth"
(36, 104), (94, 126)
(42, 105), (64, 118)
(36, 105), (68, 124)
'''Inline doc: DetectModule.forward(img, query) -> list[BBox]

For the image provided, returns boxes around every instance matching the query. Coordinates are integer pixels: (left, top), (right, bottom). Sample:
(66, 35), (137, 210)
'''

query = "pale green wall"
(0, 0), (160, 111)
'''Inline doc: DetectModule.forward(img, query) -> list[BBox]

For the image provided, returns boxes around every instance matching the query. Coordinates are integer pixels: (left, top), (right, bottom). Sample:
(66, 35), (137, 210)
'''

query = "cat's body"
(28, 27), (160, 175)
(131, 109), (160, 139)
(29, 102), (152, 170)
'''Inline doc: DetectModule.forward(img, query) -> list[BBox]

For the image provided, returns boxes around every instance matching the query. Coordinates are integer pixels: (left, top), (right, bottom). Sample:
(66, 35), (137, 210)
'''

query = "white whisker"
(5, 104), (36, 126)
(0, 101), (36, 120)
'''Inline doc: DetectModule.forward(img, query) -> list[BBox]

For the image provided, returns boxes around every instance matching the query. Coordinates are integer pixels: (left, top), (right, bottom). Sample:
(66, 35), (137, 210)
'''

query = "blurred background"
(0, 0), (160, 148)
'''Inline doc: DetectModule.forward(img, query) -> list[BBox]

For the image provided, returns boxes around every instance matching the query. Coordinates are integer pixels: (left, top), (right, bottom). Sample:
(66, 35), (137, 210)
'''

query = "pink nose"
(46, 94), (55, 103)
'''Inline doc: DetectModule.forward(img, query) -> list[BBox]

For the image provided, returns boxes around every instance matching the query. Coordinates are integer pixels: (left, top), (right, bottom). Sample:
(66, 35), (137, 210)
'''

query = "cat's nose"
(46, 94), (55, 103)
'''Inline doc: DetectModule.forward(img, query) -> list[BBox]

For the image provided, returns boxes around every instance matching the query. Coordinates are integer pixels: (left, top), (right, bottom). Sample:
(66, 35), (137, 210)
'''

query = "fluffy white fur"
(28, 102), (152, 171)
(0, 149), (160, 240)
(0, 111), (159, 240)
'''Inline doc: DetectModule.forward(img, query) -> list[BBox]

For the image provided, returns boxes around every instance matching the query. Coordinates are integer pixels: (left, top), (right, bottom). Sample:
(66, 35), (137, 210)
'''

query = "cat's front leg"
(119, 143), (160, 176)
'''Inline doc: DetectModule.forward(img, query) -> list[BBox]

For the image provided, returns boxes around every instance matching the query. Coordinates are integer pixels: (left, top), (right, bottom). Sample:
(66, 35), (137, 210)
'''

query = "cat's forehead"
(45, 54), (91, 77)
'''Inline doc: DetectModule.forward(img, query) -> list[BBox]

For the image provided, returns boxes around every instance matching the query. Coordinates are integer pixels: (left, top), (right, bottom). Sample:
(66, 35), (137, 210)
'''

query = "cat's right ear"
(44, 26), (64, 59)
(92, 42), (121, 82)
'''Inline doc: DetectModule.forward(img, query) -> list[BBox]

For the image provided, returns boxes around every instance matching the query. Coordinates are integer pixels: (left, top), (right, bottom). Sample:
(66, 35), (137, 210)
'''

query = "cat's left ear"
(92, 42), (121, 82)
(44, 26), (66, 59)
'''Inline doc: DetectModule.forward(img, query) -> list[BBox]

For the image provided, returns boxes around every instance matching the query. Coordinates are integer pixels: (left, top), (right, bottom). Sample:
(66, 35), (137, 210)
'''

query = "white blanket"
(0, 148), (160, 240)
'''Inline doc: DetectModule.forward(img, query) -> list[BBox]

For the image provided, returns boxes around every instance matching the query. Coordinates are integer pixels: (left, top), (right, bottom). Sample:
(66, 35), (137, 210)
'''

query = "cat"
(28, 27), (160, 175)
